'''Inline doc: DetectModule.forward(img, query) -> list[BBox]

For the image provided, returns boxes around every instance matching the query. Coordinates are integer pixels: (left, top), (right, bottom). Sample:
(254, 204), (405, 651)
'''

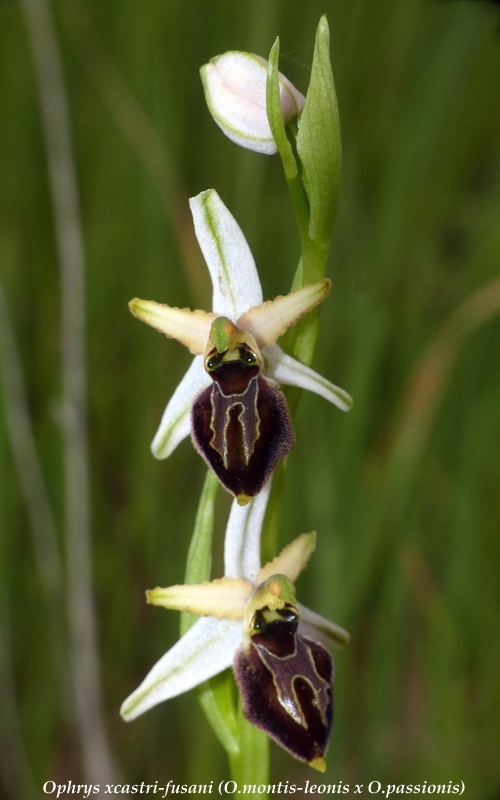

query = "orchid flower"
(200, 51), (305, 155)
(129, 189), (352, 503)
(120, 485), (349, 771)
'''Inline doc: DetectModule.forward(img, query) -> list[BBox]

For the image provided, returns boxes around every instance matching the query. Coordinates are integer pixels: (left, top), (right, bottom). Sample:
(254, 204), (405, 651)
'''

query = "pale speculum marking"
(209, 374), (260, 468)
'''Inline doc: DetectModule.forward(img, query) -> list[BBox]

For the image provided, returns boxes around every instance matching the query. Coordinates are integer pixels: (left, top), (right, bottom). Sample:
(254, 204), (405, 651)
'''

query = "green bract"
(266, 15), (342, 359)
(297, 15), (342, 251)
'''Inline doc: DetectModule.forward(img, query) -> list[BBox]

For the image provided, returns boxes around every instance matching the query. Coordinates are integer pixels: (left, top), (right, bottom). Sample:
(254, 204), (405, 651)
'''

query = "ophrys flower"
(120, 486), (349, 771)
(129, 189), (352, 503)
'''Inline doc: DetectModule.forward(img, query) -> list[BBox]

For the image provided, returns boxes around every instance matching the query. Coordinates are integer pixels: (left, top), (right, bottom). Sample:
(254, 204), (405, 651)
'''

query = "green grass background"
(1, 0), (500, 796)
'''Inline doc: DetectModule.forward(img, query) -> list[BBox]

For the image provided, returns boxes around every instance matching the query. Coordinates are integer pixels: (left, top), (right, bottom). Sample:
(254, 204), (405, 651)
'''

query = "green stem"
(198, 673), (269, 796)
(198, 672), (239, 758)
(229, 703), (269, 799)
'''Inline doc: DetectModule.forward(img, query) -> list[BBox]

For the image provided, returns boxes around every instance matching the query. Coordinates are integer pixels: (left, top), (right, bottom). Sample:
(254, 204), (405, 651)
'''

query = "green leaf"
(296, 15), (342, 249)
(180, 469), (219, 635)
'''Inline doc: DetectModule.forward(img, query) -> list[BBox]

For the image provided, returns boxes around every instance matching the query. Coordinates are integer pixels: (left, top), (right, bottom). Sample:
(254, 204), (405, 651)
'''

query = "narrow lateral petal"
(238, 280), (331, 347)
(190, 190), (263, 320)
(257, 532), (317, 585)
(120, 617), (241, 721)
(151, 356), (210, 459)
(129, 299), (214, 356)
(147, 577), (251, 620)
(298, 603), (350, 649)
(224, 482), (271, 581)
(264, 344), (353, 412)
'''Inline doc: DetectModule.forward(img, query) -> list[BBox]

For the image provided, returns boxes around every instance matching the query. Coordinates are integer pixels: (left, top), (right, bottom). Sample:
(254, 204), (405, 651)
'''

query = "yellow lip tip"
(236, 493), (252, 506)
(309, 757), (327, 773)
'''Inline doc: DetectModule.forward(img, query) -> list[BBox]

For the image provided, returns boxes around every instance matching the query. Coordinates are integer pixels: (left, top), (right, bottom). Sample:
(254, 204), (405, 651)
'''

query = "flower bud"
(201, 51), (305, 155)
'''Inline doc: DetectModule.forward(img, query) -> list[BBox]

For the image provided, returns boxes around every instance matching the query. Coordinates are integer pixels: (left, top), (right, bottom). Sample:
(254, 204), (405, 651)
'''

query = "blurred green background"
(1, 0), (500, 796)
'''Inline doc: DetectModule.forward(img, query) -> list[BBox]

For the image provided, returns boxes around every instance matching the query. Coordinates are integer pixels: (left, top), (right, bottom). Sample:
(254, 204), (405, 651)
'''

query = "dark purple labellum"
(191, 345), (295, 500)
(233, 604), (334, 768)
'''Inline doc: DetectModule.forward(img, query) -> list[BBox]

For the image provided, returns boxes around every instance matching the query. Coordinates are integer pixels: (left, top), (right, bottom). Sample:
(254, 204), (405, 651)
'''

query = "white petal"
(263, 344), (353, 412)
(189, 190), (263, 320)
(224, 482), (271, 581)
(120, 617), (241, 721)
(151, 356), (210, 459)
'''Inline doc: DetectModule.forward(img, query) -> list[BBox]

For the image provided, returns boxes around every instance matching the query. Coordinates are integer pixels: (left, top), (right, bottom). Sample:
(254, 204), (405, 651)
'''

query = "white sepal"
(120, 617), (241, 721)
(264, 344), (353, 412)
(189, 190), (263, 320)
(224, 483), (272, 582)
(151, 356), (210, 459)
(298, 603), (350, 649)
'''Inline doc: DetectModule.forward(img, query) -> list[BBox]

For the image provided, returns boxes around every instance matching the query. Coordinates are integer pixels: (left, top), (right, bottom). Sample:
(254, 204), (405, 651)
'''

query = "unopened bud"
(201, 51), (305, 154)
